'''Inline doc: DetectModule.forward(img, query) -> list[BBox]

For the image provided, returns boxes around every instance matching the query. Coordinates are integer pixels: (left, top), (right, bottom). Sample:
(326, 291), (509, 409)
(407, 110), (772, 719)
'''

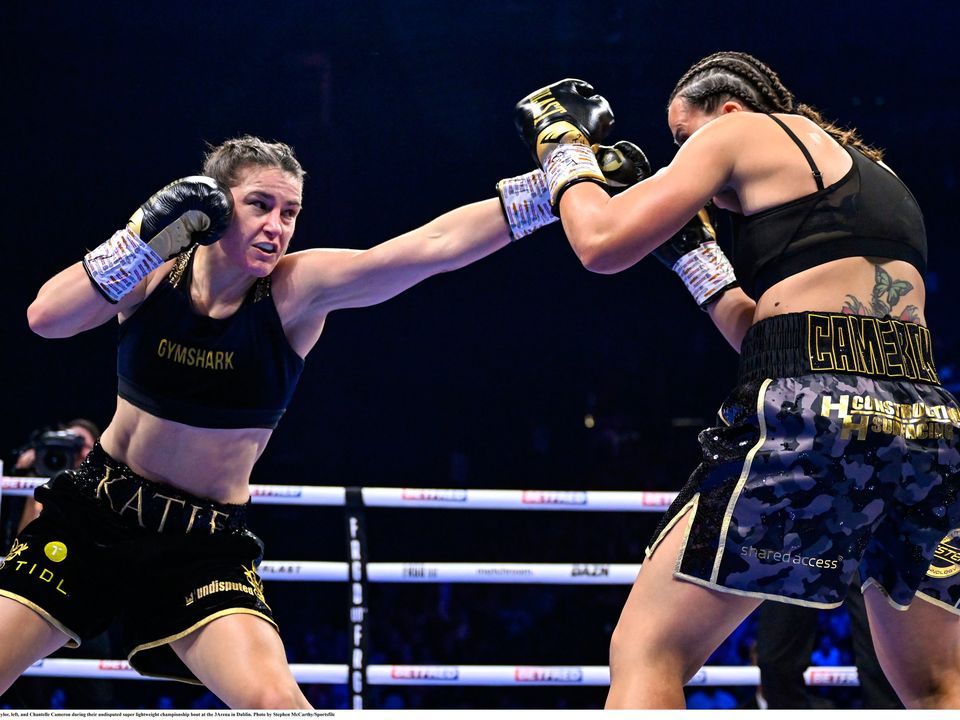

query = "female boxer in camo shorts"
(514, 52), (960, 708)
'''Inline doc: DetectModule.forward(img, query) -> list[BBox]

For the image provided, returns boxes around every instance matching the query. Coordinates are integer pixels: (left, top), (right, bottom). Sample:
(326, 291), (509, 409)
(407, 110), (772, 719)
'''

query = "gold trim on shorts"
(860, 576), (960, 616)
(911, 589), (960, 617)
(674, 571), (843, 610)
(711, 378), (773, 584)
(676, 498), (700, 575)
(859, 577), (912, 612)
(645, 496), (698, 561)
(128, 608), (279, 682)
(0, 589), (81, 648)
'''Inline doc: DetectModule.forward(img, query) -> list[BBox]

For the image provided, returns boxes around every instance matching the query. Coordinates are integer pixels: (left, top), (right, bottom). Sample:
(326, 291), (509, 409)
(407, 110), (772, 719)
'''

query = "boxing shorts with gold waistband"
(648, 312), (960, 612)
(0, 443), (276, 683)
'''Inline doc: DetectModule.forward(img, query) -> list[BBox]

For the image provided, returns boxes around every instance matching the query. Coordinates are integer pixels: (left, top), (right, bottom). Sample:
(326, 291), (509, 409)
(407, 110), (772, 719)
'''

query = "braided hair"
(669, 51), (882, 162)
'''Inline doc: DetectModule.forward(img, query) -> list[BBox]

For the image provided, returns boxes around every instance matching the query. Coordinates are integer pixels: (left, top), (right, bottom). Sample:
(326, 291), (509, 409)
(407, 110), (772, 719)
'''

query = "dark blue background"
(3, 0), (958, 709)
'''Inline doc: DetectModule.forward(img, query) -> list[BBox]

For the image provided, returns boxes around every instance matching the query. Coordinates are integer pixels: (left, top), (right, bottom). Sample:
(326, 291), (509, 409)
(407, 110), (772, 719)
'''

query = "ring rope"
(260, 561), (642, 584)
(20, 659), (860, 687)
(1, 477), (676, 512)
(1, 468), (861, 698)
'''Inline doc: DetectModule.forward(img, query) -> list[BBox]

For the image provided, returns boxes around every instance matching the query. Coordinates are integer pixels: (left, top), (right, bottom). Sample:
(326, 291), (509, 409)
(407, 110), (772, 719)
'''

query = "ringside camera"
(32, 430), (85, 477)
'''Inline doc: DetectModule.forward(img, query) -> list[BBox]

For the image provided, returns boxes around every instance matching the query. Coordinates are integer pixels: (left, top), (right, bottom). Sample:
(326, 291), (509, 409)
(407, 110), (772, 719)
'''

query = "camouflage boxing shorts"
(648, 312), (960, 611)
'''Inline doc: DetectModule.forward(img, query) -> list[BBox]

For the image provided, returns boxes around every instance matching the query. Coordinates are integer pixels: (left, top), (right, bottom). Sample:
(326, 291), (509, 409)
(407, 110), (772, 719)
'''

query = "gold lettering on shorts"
(831, 316), (858, 372)
(96, 467), (120, 511)
(118, 487), (146, 528)
(879, 323), (905, 377)
(807, 314), (939, 383)
(841, 414), (871, 441)
(185, 505), (203, 534)
(821, 394), (850, 417)
(183, 565), (270, 609)
(821, 394), (957, 441)
(853, 317), (884, 375)
(909, 325), (939, 382)
(209, 509), (229, 535)
(154, 493), (186, 533)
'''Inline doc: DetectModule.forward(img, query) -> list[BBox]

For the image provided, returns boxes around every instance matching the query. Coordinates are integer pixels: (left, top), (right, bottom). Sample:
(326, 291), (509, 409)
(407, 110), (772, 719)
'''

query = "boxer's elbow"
(580, 250), (626, 274)
(574, 236), (634, 275)
(28, 300), (60, 338)
(27, 297), (76, 338)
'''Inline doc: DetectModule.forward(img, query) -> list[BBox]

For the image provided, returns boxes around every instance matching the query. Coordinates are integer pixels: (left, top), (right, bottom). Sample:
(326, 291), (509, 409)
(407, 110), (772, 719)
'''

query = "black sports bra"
(731, 114), (927, 300)
(117, 247), (305, 429)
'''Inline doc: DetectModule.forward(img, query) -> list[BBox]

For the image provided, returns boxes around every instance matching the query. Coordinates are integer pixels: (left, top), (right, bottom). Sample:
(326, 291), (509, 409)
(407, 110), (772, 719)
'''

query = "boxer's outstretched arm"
(281, 198), (513, 316)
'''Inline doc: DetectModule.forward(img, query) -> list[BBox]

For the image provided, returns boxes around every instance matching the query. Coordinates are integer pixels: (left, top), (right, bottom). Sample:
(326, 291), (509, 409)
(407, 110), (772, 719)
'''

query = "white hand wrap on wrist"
(541, 142), (605, 206)
(82, 227), (164, 303)
(670, 240), (737, 307)
(496, 170), (557, 240)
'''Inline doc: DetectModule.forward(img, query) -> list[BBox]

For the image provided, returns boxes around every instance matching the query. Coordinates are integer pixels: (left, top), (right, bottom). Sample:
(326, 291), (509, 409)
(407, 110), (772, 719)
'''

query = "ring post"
(344, 486), (369, 709)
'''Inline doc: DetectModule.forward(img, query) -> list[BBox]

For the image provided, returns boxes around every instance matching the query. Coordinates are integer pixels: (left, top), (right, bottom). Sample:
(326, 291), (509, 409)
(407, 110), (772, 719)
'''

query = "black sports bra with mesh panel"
(730, 114), (927, 300)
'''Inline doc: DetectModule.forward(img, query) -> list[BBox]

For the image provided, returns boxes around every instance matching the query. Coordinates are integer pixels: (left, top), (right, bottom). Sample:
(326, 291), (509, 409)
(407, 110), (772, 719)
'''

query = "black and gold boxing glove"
(514, 79), (615, 209)
(594, 141), (652, 192)
(652, 207), (738, 309)
(497, 141), (651, 240)
(83, 176), (233, 303)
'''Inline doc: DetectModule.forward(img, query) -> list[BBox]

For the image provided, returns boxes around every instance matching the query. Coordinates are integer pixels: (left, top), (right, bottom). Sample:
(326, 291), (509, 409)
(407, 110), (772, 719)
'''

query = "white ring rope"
(261, 561), (642, 584)
(1, 477), (676, 512)
(20, 660), (860, 687)
(1, 468), (860, 694)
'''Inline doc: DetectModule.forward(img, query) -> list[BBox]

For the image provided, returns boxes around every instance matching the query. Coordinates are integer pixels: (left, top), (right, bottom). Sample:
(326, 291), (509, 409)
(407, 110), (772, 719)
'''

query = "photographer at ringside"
(4, 419), (99, 540)
(1, 418), (118, 709)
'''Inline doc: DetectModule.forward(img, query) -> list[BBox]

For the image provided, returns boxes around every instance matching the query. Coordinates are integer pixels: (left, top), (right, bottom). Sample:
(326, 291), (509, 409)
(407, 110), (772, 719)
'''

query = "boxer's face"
(667, 97), (719, 148)
(667, 97), (745, 148)
(220, 165), (303, 276)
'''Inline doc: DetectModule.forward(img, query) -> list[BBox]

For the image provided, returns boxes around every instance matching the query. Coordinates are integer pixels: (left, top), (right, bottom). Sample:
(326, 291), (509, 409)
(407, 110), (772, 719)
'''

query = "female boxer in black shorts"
(0, 134), (595, 708)
(515, 53), (960, 708)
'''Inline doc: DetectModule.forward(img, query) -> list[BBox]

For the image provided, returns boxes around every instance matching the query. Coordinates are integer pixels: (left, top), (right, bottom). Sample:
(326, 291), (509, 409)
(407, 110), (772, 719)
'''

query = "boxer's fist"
(653, 208), (738, 309)
(129, 176), (234, 260)
(652, 208), (718, 268)
(594, 141), (652, 191)
(514, 79), (615, 208)
(497, 141), (650, 240)
(514, 79), (614, 164)
(83, 176), (233, 303)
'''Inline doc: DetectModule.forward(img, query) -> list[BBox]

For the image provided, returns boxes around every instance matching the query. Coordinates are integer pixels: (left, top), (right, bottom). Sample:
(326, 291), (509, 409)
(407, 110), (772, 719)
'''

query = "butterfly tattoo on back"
(842, 264), (921, 322)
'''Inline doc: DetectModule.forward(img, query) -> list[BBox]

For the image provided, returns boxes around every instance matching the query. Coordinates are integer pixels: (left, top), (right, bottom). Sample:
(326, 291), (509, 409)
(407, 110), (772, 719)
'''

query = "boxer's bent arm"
(28, 261), (149, 338)
(559, 116), (738, 274)
(289, 198), (512, 314)
(29, 177), (227, 338)
(706, 287), (756, 353)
